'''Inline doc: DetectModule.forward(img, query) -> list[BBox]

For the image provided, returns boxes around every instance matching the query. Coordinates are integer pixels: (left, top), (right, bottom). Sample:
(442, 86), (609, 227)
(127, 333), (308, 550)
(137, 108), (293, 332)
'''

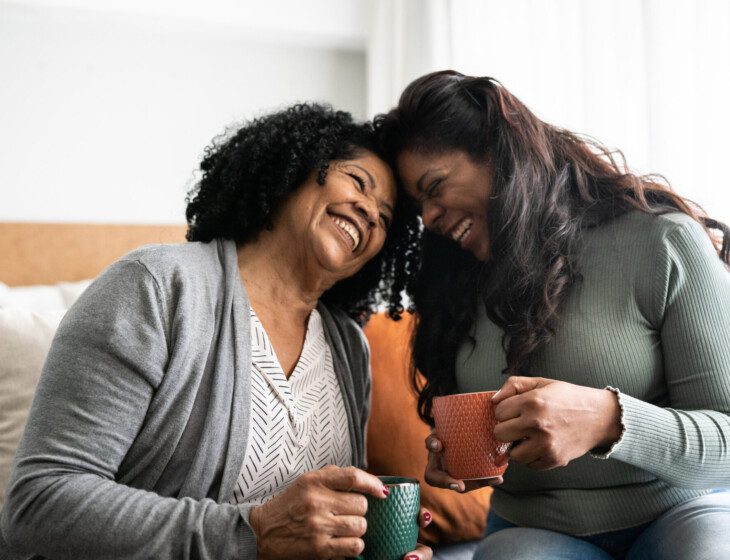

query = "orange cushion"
(363, 313), (491, 545)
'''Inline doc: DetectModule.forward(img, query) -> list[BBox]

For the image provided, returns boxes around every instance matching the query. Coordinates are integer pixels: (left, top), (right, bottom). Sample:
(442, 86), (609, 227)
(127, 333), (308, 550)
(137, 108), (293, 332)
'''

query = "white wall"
(0, 1), (367, 224)
(5, 0), (370, 50)
(5, 1), (728, 228)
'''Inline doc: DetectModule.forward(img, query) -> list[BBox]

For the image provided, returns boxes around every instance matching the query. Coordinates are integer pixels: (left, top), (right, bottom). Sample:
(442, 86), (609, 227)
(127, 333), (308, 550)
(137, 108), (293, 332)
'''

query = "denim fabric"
(475, 491), (730, 560)
(431, 539), (479, 560)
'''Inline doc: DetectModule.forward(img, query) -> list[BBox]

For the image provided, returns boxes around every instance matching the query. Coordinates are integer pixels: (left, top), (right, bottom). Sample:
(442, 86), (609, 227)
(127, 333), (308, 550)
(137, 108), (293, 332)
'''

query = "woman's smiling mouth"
(329, 213), (361, 251)
(450, 217), (473, 246)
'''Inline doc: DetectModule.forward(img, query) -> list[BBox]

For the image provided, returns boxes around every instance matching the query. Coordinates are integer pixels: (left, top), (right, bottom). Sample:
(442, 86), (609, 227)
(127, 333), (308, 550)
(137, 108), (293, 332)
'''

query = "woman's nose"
(355, 197), (378, 228)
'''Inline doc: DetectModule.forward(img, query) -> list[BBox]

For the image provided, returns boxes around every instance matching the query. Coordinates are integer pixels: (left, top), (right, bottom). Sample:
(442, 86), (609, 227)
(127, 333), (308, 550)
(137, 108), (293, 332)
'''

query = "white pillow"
(58, 280), (93, 308)
(0, 308), (65, 508)
(0, 279), (91, 311)
(0, 282), (65, 310)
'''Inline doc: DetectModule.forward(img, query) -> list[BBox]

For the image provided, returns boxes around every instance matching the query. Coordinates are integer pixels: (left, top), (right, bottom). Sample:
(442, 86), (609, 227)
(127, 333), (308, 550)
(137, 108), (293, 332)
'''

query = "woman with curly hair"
(375, 71), (730, 559)
(0, 104), (431, 560)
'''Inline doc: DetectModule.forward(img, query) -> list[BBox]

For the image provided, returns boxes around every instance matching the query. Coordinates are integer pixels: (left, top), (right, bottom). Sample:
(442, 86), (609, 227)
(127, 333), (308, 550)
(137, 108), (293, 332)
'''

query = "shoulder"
(83, 239), (234, 321)
(591, 208), (697, 237)
(106, 239), (238, 302)
(652, 212), (719, 255)
(628, 210), (708, 242)
(584, 210), (713, 261)
(118, 239), (229, 282)
(609, 210), (721, 267)
(624, 211), (727, 316)
(580, 210), (725, 324)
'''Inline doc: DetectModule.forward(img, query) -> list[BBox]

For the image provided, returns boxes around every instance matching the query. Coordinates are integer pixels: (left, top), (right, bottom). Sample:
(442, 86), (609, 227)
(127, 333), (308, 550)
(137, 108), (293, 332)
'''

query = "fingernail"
(406, 556), (419, 560)
(382, 485), (390, 497)
(492, 389), (501, 400)
(449, 483), (460, 491)
(428, 440), (439, 451)
(423, 511), (432, 522)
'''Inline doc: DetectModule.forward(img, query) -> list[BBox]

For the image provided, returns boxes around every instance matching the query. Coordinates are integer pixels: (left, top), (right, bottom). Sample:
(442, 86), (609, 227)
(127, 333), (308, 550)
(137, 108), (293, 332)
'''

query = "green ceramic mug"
(356, 476), (420, 560)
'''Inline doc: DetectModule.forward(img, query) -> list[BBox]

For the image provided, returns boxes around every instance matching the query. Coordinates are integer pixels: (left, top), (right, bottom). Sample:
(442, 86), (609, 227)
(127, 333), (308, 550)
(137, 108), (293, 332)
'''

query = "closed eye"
(348, 172), (366, 192)
(426, 178), (443, 197)
(380, 213), (391, 230)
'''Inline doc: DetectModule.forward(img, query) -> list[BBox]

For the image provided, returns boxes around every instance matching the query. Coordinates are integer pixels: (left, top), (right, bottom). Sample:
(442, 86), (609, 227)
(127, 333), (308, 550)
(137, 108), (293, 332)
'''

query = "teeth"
(451, 218), (473, 242)
(332, 216), (360, 251)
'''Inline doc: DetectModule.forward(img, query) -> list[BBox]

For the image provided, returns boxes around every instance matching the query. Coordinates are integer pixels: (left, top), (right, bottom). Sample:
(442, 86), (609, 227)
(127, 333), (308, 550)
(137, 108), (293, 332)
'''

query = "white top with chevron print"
(230, 307), (352, 506)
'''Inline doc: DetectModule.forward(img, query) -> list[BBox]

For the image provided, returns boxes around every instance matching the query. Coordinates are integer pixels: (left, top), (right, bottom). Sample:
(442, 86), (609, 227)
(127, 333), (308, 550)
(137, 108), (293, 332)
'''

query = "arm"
(605, 220), (730, 487)
(491, 219), (730, 487)
(0, 259), (254, 559)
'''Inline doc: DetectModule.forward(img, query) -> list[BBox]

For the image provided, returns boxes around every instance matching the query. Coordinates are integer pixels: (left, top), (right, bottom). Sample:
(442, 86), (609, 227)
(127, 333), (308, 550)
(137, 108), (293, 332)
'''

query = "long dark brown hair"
(374, 70), (730, 426)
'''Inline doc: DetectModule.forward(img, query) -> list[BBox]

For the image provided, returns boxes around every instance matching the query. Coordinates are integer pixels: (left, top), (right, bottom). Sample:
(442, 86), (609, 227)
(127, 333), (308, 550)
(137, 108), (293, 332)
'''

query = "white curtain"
(368, 0), (730, 225)
(366, 0), (452, 117)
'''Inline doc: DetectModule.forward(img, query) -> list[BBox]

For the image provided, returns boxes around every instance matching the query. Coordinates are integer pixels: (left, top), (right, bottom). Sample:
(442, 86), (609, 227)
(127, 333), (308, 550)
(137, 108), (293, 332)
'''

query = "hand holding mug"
(426, 391), (509, 492)
(424, 434), (504, 493)
(492, 376), (622, 470)
(249, 465), (385, 559)
(358, 477), (432, 560)
(249, 465), (432, 560)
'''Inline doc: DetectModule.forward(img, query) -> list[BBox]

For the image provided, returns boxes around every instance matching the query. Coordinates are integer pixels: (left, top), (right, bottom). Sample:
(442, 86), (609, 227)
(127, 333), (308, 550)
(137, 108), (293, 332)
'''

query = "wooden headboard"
(0, 223), (187, 286)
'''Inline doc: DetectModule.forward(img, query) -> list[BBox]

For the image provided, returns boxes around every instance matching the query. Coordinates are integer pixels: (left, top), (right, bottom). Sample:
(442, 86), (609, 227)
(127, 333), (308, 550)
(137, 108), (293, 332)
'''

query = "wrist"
(595, 388), (622, 448)
(249, 505), (263, 540)
(249, 505), (269, 560)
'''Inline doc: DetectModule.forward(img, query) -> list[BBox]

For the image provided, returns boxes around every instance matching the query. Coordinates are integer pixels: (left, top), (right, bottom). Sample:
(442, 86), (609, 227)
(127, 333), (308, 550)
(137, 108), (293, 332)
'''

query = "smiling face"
(273, 149), (396, 284)
(397, 149), (493, 261)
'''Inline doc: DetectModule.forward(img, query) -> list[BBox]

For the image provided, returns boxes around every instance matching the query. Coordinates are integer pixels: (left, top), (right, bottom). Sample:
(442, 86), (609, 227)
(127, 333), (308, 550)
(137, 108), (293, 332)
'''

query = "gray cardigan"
(0, 239), (371, 560)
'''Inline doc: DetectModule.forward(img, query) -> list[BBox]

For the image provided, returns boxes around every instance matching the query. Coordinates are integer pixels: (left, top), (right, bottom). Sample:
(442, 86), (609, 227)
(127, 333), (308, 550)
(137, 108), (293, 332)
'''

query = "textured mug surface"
(360, 476), (420, 560)
(432, 391), (510, 480)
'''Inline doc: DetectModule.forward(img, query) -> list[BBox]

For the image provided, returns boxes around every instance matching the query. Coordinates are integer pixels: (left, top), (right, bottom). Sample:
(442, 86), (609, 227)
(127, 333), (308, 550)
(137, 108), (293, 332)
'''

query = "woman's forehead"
(397, 150), (462, 183)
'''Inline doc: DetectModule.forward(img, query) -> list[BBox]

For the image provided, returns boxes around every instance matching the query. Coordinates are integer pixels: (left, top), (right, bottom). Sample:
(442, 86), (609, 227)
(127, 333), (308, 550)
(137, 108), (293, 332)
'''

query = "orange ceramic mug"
(432, 391), (510, 480)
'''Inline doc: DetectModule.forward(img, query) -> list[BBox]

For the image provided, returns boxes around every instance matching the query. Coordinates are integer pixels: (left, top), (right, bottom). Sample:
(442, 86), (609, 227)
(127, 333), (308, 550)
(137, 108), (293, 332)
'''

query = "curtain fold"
(366, 0), (452, 116)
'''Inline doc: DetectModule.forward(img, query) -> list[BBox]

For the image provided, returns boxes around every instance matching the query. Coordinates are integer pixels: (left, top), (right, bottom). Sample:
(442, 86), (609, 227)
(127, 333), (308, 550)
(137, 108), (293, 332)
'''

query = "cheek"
(473, 217), (489, 235)
(437, 189), (467, 211)
(474, 186), (492, 213)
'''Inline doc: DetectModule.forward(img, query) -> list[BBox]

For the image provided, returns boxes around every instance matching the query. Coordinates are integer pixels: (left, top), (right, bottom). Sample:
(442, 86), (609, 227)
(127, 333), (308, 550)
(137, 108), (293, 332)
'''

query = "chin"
(318, 246), (357, 276)
(469, 243), (490, 262)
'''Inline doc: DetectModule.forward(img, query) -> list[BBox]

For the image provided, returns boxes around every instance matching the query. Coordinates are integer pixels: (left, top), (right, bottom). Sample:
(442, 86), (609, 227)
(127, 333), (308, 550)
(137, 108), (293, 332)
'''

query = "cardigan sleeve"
(606, 218), (730, 488)
(0, 259), (256, 559)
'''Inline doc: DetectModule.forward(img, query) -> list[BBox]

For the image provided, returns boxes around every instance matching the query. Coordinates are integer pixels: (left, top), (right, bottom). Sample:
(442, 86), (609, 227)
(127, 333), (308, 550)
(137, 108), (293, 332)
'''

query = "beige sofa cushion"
(0, 309), (65, 507)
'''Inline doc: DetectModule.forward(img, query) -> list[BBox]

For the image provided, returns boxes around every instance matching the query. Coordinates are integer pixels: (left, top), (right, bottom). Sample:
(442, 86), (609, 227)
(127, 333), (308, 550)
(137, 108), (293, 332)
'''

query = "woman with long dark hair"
(375, 71), (730, 559)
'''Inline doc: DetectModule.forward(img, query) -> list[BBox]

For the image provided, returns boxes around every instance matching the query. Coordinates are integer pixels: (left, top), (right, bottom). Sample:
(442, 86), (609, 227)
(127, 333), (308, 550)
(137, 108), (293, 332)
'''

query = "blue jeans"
(474, 491), (730, 560)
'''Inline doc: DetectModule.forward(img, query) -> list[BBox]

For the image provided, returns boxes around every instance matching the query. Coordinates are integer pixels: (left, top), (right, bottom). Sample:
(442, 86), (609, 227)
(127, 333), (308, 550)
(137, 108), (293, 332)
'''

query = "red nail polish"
(382, 485), (390, 496)
(423, 511), (432, 521)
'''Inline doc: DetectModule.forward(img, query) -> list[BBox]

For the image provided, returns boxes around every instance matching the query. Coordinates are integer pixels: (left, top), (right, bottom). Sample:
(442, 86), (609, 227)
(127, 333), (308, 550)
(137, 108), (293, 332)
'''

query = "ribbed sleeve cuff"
(590, 386), (626, 459)
(237, 505), (258, 559)
(596, 391), (680, 466)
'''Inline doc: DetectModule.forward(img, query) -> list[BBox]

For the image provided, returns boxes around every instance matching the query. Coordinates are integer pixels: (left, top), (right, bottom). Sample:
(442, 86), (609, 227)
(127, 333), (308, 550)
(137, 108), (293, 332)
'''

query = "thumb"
(321, 466), (388, 499)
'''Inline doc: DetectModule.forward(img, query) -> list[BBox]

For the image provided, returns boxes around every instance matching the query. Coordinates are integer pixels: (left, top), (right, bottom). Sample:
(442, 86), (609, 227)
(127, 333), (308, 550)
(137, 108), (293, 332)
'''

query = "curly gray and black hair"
(186, 103), (421, 323)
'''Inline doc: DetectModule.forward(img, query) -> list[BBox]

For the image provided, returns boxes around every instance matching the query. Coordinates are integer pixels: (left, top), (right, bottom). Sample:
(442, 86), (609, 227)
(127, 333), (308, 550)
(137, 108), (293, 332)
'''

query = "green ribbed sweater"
(456, 211), (730, 536)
